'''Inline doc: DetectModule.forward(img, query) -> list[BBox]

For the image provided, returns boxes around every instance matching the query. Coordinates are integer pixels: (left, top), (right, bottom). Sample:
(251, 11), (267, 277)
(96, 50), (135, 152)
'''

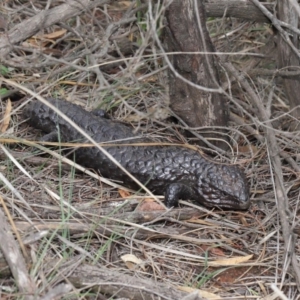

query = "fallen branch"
(0, 207), (36, 299)
(68, 262), (206, 300)
(205, 0), (273, 22)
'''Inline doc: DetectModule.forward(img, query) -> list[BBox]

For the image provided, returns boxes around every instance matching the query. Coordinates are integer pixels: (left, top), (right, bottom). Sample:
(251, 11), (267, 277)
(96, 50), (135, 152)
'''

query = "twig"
(250, 0), (300, 60)
(68, 260), (206, 300)
(0, 206), (36, 299)
(0, 0), (110, 57)
(222, 60), (300, 287)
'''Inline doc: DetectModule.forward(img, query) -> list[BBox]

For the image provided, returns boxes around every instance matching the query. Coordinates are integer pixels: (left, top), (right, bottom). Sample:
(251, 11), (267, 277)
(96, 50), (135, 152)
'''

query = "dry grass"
(0, 0), (299, 299)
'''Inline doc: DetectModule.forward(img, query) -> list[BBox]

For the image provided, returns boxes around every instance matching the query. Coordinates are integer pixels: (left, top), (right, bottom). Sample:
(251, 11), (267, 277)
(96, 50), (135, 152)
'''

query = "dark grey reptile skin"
(24, 98), (250, 209)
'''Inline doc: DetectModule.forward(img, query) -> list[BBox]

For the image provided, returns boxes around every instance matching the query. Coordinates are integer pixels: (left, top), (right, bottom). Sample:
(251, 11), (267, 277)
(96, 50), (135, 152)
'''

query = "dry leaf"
(118, 189), (131, 198)
(23, 38), (46, 48)
(196, 245), (225, 257)
(253, 189), (265, 195)
(208, 254), (253, 266)
(240, 215), (248, 226)
(177, 285), (222, 300)
(210, 248), (226, 257)
(1, 99), (11, 133)
(187, 219), (215, 226)
(113, 1), (133, 9)
(58, 81), (96, 87)
(40, 29), (67, 40)
(121, 254), (145, 271)
(138, 74), (158, 83)
(27, 30), (67, 48)
(138, 199), (164, 211)
(237, 144), (258, 153)
(123, 114), (144, 122)
(128, 32), (135, 42)
(121, 254), (143, 264)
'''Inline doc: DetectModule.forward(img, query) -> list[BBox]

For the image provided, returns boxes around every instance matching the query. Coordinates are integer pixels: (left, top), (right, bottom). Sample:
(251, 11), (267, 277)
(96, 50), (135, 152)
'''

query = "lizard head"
(196, 164), (250, 210)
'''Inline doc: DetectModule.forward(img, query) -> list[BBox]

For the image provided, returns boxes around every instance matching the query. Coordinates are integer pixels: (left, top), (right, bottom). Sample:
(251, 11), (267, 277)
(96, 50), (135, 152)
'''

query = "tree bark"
(276, 1), (300, 125)
(205, 0), (272, 22)
(165, 0), (228, 149)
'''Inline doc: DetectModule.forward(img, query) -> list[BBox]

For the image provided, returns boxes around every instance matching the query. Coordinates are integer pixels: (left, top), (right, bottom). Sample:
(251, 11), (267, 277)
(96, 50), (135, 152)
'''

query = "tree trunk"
(276, 0), (300, 126)
(164, 0), (229, 150)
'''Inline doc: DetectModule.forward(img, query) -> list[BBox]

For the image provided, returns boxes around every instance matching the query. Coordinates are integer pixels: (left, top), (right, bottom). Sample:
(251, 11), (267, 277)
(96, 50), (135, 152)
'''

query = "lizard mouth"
(202, 198), (250, 210)
(199, 188), (250, 210)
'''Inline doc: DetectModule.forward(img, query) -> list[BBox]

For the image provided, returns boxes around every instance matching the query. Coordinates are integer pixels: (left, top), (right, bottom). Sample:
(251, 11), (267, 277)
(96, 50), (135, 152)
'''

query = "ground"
(0, 1), (299, 299)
